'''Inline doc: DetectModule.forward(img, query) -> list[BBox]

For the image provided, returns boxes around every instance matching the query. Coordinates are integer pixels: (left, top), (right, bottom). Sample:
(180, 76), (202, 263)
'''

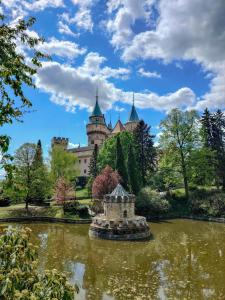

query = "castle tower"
(86, 89), (110, 146)
(51, 137), (69, 150)
(125, 93), (140, 132)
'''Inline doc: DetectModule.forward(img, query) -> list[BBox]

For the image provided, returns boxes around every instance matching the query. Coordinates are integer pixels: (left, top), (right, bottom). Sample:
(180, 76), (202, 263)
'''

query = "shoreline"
(0, 215), (225, 224)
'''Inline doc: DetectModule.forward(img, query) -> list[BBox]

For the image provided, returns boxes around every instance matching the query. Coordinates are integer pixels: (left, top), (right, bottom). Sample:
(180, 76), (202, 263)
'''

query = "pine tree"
(211, 110), (225, 189)
(89, 144), (98, 179)
(127, 143), (140, 194)
(134, 120), (156, 186)
(30, 140), (49, 203)
(200, 108), (213, 148)
(115, 136), (128, 188)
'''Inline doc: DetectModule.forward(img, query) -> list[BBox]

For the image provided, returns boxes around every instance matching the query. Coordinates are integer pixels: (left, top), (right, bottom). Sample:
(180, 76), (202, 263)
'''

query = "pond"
(1, 219), (225, 300)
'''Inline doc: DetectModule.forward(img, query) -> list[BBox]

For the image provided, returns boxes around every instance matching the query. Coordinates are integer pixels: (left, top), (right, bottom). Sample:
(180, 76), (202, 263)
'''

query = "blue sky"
(1, 0), (225, 157)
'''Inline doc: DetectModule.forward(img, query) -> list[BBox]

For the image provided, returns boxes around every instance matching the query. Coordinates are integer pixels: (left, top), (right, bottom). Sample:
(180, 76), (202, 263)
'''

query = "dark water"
(1, 219), (225, 300)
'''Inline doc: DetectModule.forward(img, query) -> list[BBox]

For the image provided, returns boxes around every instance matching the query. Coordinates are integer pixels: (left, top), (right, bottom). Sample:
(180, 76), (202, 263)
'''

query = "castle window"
(123, 210), (127, 218)
(84, 159), (87, 163)
(84, 169), (87, 174)
(79, 160), (81, 164)
(91, 140), (94, 144)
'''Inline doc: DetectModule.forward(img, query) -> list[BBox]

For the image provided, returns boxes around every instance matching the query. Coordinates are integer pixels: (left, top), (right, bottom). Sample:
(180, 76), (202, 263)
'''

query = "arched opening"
(123, 210), (127, 218)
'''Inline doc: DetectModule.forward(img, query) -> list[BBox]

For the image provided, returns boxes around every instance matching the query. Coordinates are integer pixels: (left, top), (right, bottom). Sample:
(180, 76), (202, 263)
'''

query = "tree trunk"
(180, 149), (189, 200)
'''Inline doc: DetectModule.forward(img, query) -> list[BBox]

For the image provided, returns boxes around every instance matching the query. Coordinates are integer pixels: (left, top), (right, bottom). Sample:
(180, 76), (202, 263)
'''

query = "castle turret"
(125, 93), (140, 132)
(86, 90), (110, 146)
(51, 137), (69, 150)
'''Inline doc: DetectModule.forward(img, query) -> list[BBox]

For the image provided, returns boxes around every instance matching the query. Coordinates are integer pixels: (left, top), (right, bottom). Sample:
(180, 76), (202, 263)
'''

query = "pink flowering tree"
(92, 165), (121, 199)
(54, 177), (73, 206)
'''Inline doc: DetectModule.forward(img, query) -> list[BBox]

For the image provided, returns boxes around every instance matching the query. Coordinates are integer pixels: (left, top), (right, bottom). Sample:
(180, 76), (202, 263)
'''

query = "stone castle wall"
(104, 202), (135, 220)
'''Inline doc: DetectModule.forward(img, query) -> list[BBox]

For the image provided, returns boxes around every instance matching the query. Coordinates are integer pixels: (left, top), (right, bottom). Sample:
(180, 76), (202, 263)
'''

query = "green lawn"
(76, 187), (89, 198)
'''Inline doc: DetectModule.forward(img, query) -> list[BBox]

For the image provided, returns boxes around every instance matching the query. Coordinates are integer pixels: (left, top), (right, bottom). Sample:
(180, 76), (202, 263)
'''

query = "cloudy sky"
(1, 0), (225, 155)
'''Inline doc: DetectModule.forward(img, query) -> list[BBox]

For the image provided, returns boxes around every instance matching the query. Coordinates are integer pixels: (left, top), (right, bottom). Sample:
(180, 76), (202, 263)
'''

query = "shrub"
(76, 205), (89, 218)
(63, 201), (79, 213)
(0, 227), (76, 299)
(136, 187), (170, 217)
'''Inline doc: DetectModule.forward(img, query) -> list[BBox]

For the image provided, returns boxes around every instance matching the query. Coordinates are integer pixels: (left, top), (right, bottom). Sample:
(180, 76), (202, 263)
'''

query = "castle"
(51, 92), (140, 183)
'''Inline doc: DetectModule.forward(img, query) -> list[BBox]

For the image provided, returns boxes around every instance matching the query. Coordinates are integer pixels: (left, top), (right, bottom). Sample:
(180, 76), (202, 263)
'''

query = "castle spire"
(128, 92), (139, 122)
(92, 87), (103, 116)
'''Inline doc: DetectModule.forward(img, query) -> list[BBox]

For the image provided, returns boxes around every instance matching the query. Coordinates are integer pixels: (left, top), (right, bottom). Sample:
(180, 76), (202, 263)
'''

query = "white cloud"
(70, 0), (94, 31)
(114, 105), (125, 112)
(117, 0), (225, 111)
(138, 67), (161, 79)
(37, 38), (86, 59)
(35, 53), (197, 113)
(1, 0), (64, 18)
(68, 142), (80, 149)
(58, 21), (78, 38)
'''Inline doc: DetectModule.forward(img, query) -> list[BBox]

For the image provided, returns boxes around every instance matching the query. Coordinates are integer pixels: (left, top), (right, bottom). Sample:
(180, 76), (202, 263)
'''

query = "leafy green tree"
(160, 109), (199, 199)
(0, 227), (75, 299)
(115, 135), (128, 188)
(30, 140), (50, 203)
(13, 143), (36, 209)
(201, 108), (213, 148)
(98, 131), (134, 170)
(50, 145), (78, 185)
(127, 143), (140, 194)
(89, 144), (98, 178)
(134, 120), (156, 186)
(0, 13), (47, 172)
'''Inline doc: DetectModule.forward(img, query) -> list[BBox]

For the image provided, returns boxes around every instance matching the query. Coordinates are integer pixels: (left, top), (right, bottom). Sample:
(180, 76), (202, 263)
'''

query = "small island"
(89, 184), (150, 240)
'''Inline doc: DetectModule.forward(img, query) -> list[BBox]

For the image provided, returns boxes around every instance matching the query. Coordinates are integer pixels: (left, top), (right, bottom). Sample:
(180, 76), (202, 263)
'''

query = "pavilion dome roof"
(110, 184), (129, 197)
(91, 98), (103, 116)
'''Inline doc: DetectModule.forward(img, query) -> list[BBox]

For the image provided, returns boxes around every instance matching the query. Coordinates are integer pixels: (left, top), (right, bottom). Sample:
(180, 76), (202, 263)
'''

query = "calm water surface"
(1, 219), (225, 300)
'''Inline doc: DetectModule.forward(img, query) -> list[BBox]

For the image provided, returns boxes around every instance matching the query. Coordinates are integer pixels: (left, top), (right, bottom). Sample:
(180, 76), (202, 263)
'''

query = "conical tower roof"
(110, 184), (129, 197)
(91, 89), (103, 116)
(111, 119), (125, 134)
(128, 93), (139, 122)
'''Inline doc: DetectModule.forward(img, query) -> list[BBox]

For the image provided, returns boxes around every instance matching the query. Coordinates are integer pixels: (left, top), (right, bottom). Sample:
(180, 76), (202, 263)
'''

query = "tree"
(54, 177), (74, 210)
(211, 110), (225, 189)
(92, 165), (120, 199)
(0, 13), (47, 171)
(115, 135), (128, 188)
(160, 109), (199, 199)
(127, 143), (140, 194)
(0, 227), (75, 299)
(50, 145), (78, 185)
(134, 120), (156, 186)
(200, 108), (213, 148)
(13, 143), (36, 209)
(98, 131), (134, 170)
(89, 144), (98, 178)
(30, 140), (50, 203)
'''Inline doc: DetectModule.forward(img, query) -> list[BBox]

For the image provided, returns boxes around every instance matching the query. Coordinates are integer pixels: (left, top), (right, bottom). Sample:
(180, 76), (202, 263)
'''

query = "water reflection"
(1, 219), (225, 300)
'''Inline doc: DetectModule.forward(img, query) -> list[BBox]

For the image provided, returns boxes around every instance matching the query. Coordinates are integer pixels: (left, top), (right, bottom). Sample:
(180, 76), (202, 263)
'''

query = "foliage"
(189, 189), (225, 217)
(0, 13), (48, 173)
(50, 145), (78, 184)
(88, 144), (98, 178)
(54, 177), (74, 206)
(136, 187), (170, 217)
(187, 148), (216, 186)
(0, 227), (75, 299)
(134, 120), (156, 186)
(30, 140), (50, 203)
(13, 143), (36, 209)
(98, 131), (134, 170)
(92, 165), (120, 199)
(160, 109), (199, 199)
(115, 136), (128, 188)
(127, 143), (140, 194)
(86, 176), (94, 197)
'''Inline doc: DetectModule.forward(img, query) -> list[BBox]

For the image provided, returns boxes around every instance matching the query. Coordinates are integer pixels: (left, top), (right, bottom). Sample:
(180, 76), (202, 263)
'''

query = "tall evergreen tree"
(89, 144), (98, 179)
(115, 136), (128, 188)
(200, 108), (213, 148)
(134, 120), (156, 186)
(127, 143), (140, 194)
(211, 110), (225, 189)
(30, 140), (49, 203)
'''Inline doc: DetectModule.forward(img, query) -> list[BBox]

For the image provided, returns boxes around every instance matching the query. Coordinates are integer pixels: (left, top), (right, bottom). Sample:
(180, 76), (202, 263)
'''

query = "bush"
(63, 201), (79, 213)
(0, 197), (11, 207)
(0, 227), (76, 299)
(189, 189), (225, 217)
(76, 205), (89, 218)
(136, 187), (170, 217)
